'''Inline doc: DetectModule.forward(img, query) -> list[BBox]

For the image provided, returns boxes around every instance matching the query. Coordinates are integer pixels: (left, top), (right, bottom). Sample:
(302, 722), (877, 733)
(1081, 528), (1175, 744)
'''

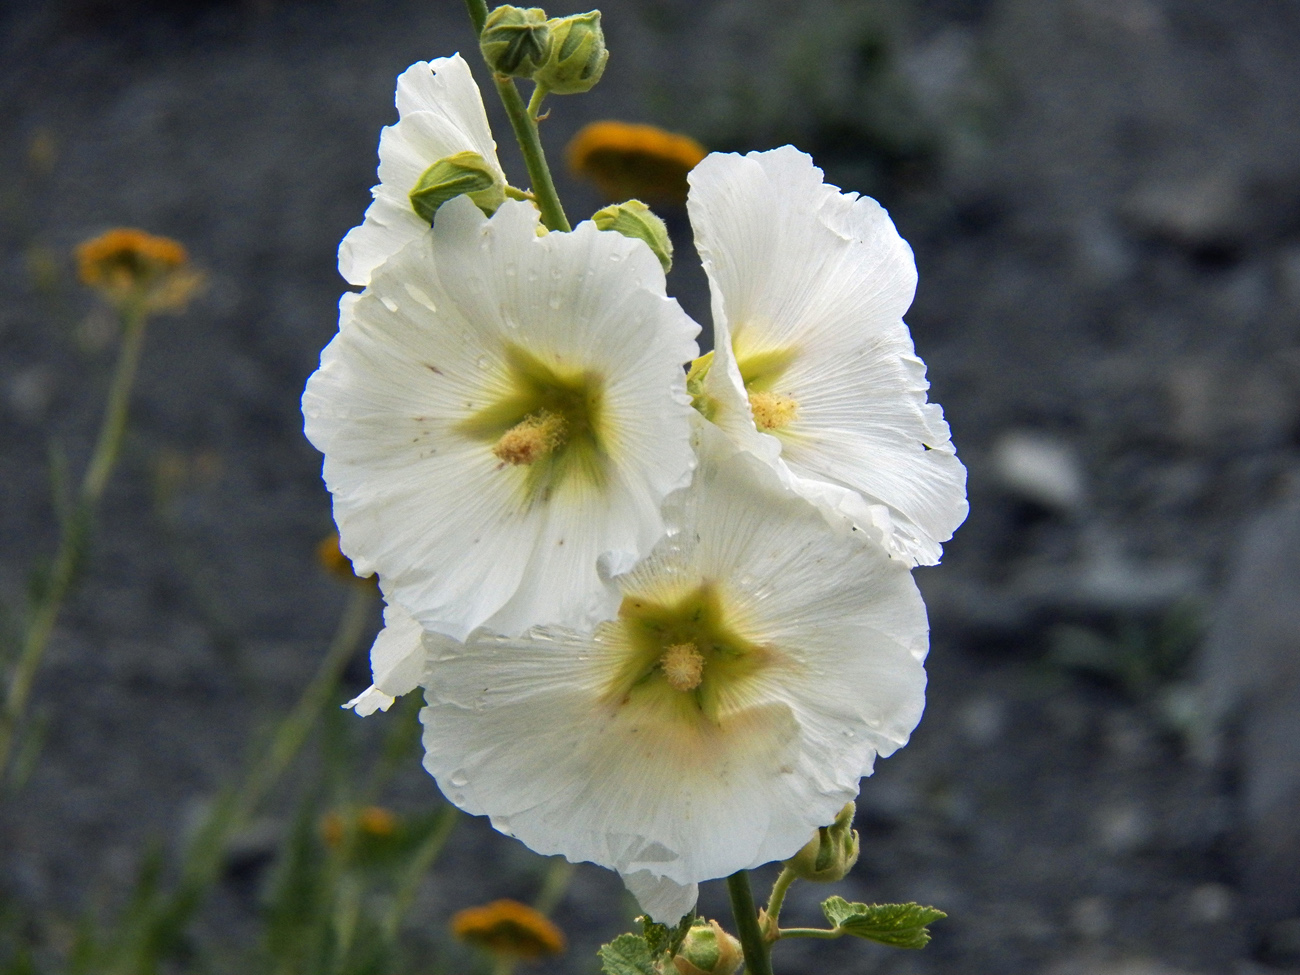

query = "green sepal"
(534, 10), (608, 94)
(685, 350), (716, 420)
(820, 897), (946, 950)
(479, 5), (551, 78)
(408, 151), (504, 224)
(598, 933), (658, 975)
(784, 802), (860, 883)
(592, 199), (673, 272)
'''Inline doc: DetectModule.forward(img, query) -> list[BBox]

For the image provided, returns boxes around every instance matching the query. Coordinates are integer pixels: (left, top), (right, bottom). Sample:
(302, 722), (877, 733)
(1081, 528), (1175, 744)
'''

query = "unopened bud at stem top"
(480, 5), (551, 78)
(534, 10), (608, 94)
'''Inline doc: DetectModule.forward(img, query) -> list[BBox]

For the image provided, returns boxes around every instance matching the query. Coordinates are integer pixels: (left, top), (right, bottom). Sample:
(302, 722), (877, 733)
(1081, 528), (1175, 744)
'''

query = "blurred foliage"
(642, 0), (1002, 199)
(0, 691), (477, 975)
(1046, 602), (1202, 699)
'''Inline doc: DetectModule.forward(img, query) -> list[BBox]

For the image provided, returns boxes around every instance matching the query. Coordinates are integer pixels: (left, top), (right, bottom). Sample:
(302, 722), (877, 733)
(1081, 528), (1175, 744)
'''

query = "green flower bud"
(591, 199), (672, 272)
(480, 6), (551, 78)
(784, 802), (860, 883)
(408, 151), (505, 224)
(534, 10), (608, 94)
(671, 920), (743, 975)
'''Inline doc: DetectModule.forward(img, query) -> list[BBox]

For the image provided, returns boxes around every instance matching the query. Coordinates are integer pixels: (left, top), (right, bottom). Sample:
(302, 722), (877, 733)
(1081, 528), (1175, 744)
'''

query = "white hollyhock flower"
(339, 54), (507, 287)
(304, 196), (699, 640)
(688, 146), (967, 566)
(419, 424), (928, 921)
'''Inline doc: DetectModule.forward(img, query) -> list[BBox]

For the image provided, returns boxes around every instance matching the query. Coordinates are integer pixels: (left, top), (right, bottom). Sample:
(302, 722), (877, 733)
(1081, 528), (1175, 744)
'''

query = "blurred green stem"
(104, 583), (375, 975)
(533, 857), (575, 916)
(727, 870), (775, 975)
(382, 802), (460, 939)
(464, 0), (571, 232)
(181, 584), (375, 896)
(0, 302), (150, 781)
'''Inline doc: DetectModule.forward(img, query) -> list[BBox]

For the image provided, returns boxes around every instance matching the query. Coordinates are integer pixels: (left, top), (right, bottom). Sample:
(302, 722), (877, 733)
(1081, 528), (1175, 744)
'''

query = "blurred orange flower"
(75, 228), (201, 314)
(451, 898), (566, 959)
(567, 121), (706, 205)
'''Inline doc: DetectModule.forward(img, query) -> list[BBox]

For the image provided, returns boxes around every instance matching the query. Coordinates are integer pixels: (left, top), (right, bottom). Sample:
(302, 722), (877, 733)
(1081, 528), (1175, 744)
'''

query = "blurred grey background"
(3, 0), (1300, 972)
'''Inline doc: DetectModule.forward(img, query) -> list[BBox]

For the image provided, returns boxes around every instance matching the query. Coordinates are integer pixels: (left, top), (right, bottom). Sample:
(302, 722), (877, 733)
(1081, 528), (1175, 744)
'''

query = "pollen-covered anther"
(749, 390), (799, 431)
(492, 410), (567, 465)
(661, 642), (705, 692)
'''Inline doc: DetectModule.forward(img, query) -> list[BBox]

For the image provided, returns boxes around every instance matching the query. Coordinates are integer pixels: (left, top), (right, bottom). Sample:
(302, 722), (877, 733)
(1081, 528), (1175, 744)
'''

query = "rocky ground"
(2, 0), (1300, 972)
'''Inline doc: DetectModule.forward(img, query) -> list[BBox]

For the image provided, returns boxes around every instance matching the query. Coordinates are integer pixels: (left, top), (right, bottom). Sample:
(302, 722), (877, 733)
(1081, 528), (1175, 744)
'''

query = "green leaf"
(820, 897), (946, 950)
(598, 933), (658, 975)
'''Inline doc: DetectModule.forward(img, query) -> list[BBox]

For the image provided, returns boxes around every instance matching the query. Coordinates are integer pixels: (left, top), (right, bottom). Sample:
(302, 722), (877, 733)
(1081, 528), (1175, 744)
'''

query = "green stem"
(774, 928), (842, 940)
(726, 871), (774, 975)
(532, 857), (575, 916)
(492, 76), (570, 232)
(101, 577), (375, 975)
(174, 584), (375, 909)
(526, 84), (548, 121)
(0, 303), (149, 779)
(82, 305), (148, 504)
(463, 0), (489, 36)
(462, 0), (569, 232)
(765, 866), (797, 928)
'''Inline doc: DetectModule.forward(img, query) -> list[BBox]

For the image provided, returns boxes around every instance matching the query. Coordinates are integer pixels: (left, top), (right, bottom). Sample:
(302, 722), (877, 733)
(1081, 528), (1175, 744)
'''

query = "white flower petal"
(688, 146), (967, 565)
(346, 598), (458, 715)
(345, 686), (395, 717)
(622, 872), (699, 924)
(305, 197), (699, 639)
(339, 55), (506, 287)
(420, 424), (927, 894)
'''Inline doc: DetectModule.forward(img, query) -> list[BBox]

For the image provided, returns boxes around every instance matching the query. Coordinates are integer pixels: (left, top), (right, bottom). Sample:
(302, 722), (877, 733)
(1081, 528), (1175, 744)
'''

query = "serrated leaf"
(598, 933), (658, 975)
(820, 897), (946, 950)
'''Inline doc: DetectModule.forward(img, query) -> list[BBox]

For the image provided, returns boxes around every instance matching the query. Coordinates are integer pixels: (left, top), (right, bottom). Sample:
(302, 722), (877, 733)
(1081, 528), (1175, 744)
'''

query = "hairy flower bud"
(784, 802), (860, 883)
(480, 5), (551, 78)
(408, 151), (506, 223)
(592, 199), (672, 272)
(671, 920), (743, 975)
(534, 10), (608, 94)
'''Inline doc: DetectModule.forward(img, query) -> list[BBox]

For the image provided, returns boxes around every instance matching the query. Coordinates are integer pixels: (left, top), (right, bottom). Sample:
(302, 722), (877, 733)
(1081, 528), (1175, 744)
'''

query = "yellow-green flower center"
(459, 345), (607, 502)
(603, 582), (773, 724)
(686, 342), (801, 432)
(736, 344), (800, 432)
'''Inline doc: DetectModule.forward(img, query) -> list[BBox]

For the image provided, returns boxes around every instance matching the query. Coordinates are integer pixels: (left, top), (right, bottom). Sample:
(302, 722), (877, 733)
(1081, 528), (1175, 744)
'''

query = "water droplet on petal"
(380, 296), (399, 313)
(450, 769), (469, 786)
(476, 355), (489, 369)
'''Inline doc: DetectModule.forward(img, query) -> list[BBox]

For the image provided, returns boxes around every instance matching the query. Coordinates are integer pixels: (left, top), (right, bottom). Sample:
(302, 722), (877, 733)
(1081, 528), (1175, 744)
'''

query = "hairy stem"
(765, 866), (798, 929)
(492, 76), (570, 232)
(774, 927), (842, 940)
